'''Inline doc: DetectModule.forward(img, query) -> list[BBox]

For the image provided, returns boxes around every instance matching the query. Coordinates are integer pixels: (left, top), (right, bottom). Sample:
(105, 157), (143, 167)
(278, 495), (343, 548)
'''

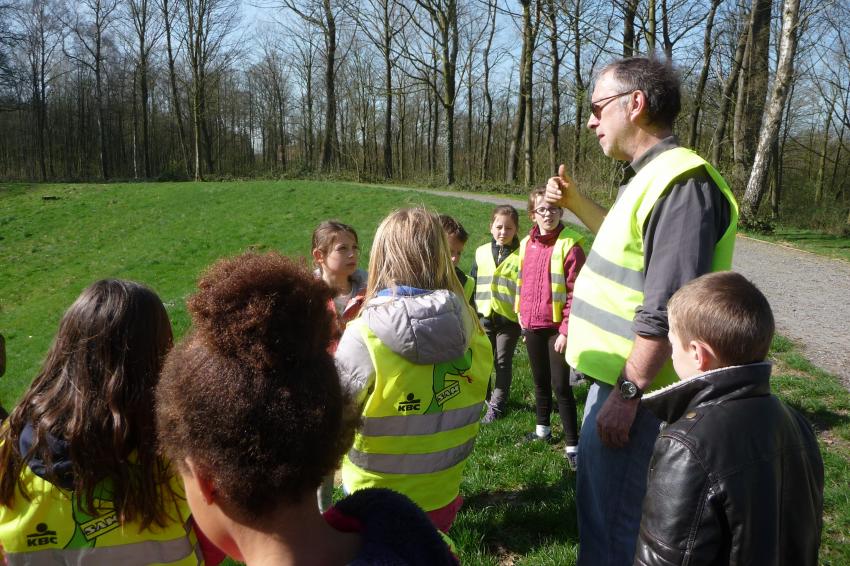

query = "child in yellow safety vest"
(0, 280), (223, 566)
(470, 205), (522, 422)
(516, 187), (586, 470)
(335, 208), (494, 533)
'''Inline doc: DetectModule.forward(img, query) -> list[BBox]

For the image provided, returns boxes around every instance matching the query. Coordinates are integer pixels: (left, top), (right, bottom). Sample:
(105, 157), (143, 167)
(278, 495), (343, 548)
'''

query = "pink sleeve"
(558, 244), (586, 336)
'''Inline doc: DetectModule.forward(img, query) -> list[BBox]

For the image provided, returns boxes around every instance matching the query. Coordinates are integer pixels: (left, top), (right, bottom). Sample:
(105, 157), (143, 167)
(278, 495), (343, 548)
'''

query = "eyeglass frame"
(533, 206), (562, 217)
(590, 91), (634, 119)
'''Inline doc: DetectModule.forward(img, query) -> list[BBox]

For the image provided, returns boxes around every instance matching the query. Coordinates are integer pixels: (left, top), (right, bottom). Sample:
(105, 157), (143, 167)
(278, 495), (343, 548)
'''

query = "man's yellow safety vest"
(515, 228), (584, 323)
(0, 464), (202, 565)
(341, 319), (493, 512)
(566, 147), (739, 390)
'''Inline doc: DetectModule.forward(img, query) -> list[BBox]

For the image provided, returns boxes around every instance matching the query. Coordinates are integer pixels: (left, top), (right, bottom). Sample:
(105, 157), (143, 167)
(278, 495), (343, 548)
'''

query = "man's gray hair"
(597, 56), (681, 128)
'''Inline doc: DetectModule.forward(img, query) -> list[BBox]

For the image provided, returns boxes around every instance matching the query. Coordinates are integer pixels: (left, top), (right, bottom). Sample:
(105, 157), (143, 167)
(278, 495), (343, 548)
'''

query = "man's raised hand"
(545, 164), (575, 209)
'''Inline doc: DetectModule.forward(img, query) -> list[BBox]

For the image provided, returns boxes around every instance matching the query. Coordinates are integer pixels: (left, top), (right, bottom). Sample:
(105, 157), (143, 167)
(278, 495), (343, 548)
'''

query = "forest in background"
(0, 0), (848, 232)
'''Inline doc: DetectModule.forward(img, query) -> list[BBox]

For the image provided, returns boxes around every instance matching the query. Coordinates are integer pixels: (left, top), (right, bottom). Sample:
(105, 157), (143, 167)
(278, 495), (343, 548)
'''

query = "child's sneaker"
(519, 431), (554, 444)
(565, 449), (578, 471)
(481, 402), (502, 424)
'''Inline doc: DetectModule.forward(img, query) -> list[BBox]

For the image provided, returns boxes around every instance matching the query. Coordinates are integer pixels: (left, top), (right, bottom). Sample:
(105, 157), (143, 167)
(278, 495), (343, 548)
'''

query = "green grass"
(0, 180), (509, 403)
(2, 181), (847, 563)
(743, 226), (850, 263)
(768, 335), (850, 565)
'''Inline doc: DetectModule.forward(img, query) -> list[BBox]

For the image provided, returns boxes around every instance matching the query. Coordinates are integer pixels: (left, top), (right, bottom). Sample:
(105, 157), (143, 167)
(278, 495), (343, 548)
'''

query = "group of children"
(0, 186), (824, 564)
(441, 190), (587, 468)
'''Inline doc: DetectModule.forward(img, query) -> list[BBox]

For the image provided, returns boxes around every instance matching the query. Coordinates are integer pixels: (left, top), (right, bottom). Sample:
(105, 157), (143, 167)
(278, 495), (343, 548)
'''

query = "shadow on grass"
(455, 480), (579, 558)
(785, 402), (850, 435)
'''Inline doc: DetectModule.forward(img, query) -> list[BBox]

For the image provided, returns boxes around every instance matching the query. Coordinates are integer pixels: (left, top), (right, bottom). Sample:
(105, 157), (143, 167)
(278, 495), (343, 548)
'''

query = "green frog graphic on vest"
(424, 349), (474, 414)
(64, 483), (120, 549)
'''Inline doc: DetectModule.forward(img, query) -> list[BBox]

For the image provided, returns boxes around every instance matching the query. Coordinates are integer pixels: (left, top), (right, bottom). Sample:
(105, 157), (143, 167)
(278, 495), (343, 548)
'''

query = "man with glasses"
(545, 56), (738, 565)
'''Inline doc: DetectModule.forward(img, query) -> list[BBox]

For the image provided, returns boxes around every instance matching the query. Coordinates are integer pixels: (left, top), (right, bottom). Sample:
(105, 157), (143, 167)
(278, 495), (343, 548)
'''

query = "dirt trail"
(395, 187), (850, 388)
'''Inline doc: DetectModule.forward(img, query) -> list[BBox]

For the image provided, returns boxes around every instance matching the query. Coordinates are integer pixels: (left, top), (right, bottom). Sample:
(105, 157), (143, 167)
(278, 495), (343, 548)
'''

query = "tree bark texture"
(741, 0), (801, 224)
(734, 0), (772, 181)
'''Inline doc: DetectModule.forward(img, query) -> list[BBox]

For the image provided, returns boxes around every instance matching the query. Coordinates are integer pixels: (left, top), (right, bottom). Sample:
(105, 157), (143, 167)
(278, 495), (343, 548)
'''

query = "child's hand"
(545, 164), (576, 209)
(554, 334), (568, 354)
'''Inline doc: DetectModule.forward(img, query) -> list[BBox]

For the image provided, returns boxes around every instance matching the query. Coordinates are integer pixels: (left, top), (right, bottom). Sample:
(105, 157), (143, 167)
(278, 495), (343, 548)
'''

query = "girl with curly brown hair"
(0, 279), (215, 565)
(156, 251), (456, 565)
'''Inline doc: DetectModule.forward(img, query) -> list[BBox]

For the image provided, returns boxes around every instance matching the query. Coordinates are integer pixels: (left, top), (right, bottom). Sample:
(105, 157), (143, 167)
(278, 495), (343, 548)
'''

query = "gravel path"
(390, 186), (850, 389)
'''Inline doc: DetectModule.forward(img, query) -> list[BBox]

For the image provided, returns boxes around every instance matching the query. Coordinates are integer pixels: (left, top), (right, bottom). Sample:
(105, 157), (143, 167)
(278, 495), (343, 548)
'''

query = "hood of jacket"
(641, 361), (773, 424)
(20, 421), (74, 489)
(360, 288), (473, 365)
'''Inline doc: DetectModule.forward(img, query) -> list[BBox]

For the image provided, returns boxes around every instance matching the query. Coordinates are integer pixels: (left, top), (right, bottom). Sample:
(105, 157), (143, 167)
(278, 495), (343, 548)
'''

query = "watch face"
(620, 380), (638, 399)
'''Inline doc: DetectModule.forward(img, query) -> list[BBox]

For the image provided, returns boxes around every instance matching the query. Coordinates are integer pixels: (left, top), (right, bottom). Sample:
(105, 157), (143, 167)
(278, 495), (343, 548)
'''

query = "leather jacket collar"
(641, 362), (772, 424)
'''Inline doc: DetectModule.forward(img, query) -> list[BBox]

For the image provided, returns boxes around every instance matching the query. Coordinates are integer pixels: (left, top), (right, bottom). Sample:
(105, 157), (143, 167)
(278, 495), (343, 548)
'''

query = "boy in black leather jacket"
(634, 272), (823, 566)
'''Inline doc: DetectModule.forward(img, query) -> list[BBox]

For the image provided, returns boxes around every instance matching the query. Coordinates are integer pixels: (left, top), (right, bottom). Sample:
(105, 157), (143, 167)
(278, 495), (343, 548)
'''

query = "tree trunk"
(522, 0), (537, 188)
(570, 0), (585, 175)
(770, 136), (780, 218)
(466, 62), (473, 181)
(733, 0), (771, 182)
(622, 0), (639, 57)
(306, 65), (315, 168)
(646, 0), (656, 52)
(94, 33), (108, 179)
(740, 0), (801, 225)
(383, 37), (393, 178)
(546, 0), (559, 176)
(829, 89), (848, 198)
(507, 0), (532, 184)
(140, 57), (150, 178)
(687, 0), (721, 149)
(161, 0), (190, 177)
(480, 4), (495, 181)
(710, 24), (748, 164)
(132, 69), (139, 178)
(815, 93), (835, 204)
(320, 0), (338, 171)
(660, 0), (673, 59)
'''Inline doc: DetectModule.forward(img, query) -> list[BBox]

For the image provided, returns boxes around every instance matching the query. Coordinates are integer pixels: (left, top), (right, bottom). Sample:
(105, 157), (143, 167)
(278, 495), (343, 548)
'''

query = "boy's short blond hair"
(667, 272), (774, 366)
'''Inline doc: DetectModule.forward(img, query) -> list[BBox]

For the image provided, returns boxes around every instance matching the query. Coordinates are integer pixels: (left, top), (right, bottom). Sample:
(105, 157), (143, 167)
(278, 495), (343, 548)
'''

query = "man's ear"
(186, 458), (217, 505)
(690, 339), (720, 372)
(627, 89), (649, 124)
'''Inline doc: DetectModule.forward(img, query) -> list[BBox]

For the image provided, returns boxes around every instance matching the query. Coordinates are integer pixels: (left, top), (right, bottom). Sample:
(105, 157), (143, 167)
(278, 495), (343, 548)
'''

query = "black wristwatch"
(618, 377), (643, 401)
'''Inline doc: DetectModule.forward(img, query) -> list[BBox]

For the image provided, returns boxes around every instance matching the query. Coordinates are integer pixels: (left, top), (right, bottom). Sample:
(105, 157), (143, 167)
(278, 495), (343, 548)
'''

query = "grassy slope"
(743, 227), (850, 263)
(1, 181), (847, 563)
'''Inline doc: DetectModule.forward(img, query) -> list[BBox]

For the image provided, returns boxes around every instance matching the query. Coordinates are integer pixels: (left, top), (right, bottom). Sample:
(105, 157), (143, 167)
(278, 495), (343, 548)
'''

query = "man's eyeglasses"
(534, 206), (562, 216)
(590, 91), (632, 119)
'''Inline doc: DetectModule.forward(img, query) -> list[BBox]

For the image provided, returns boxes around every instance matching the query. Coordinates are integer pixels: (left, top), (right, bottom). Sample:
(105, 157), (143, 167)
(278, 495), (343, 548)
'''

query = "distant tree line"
(0, 0), (848, 231)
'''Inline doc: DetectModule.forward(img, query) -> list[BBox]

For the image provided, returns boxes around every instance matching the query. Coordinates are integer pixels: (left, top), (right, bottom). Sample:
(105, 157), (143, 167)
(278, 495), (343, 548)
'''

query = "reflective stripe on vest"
(6, 526), (199, 566)
(0, 463), (202, 566)
(474, 244), (496, 316)
(341, 318), (493, 511)
(566, 147), (739, 390)
(515, 228), (584, 323)
(348, 437), (477, 475)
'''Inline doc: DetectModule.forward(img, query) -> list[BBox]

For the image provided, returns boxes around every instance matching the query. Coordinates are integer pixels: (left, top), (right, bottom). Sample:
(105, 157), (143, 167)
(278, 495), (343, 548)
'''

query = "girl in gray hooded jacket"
(335, 207), (494, 533)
